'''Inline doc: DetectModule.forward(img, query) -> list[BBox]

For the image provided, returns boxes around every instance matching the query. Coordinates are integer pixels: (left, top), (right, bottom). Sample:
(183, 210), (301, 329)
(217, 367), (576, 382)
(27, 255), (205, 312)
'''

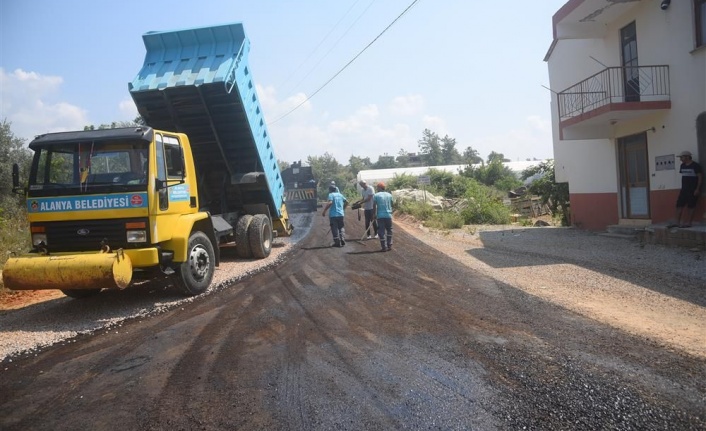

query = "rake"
(356, 222), (377, 245)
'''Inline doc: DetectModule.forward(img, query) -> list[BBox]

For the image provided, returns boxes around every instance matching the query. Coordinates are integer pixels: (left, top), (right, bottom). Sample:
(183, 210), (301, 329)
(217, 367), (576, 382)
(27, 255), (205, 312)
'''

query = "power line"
(270, 0), (422, 124)
(288, 0), (378, 95)
(276, 0), (364, 93)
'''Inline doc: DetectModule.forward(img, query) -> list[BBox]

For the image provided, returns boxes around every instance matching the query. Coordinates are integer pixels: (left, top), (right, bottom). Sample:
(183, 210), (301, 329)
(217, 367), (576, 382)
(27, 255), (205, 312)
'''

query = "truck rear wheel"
(248, 214), (272, 259)
(235, 215), (253, 258)
(174, 231), (215, 296)
(61, 289), (102, 299)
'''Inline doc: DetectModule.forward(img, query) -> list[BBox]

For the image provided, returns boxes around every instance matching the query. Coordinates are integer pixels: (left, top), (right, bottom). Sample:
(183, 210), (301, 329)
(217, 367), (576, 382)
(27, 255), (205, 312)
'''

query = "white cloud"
(242, 87), (437, 164)
(421, 115), (448, 136)
(0, 67), (551, 164)
(257, 84), (311, 121)
(462, 115), (553, 161)
(118, 98), (138, 120)
(388, 95), (424, 117)
(0, 68), (88, 142)
(526, 115), (550, 133)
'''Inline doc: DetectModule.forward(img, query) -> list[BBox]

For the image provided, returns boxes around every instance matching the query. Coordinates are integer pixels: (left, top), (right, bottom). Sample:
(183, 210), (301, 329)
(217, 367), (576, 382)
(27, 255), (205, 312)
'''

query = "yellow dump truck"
(4, 23), (291, 298)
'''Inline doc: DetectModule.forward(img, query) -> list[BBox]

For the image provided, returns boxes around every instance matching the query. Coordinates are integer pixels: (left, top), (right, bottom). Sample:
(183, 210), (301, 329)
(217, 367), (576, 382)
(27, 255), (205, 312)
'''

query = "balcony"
(557, 65), (671, 140)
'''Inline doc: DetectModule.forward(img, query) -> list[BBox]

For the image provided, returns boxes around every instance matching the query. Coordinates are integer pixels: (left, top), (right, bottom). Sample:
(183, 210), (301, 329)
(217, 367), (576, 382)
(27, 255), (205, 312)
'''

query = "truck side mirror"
(11, 163), (25, 195)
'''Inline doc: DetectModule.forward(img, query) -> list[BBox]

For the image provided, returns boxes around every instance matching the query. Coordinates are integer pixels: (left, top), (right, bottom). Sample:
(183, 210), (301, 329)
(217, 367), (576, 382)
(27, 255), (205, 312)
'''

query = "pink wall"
(569, 193), (619, 231)
(651, 189), (706, 224)
(570, 190), (706, 230)
(650, 189), (679, 223)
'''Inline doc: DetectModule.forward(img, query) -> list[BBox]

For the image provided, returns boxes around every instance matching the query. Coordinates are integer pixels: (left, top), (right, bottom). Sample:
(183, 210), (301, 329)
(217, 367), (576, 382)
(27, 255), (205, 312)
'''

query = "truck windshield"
(29, 140), (150, 196)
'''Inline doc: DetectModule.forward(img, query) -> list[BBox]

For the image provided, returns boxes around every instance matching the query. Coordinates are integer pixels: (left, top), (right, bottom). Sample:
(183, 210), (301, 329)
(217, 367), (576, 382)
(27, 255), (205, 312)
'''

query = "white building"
(356, 161), (544, 189)
(545, 0), (706, 230)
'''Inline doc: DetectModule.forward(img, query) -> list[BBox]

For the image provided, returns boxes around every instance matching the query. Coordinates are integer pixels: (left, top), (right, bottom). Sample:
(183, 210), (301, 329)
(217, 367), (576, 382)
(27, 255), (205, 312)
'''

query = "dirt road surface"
(1, 212), (704, 430)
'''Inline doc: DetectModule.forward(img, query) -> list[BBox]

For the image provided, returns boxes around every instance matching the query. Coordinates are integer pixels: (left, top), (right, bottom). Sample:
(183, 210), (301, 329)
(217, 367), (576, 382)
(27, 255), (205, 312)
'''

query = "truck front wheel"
(174, 231), (215, 296)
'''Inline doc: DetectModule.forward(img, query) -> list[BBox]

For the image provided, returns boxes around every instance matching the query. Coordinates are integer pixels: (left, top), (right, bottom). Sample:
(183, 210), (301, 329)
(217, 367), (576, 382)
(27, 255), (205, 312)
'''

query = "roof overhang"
(545, 0), (643, 61)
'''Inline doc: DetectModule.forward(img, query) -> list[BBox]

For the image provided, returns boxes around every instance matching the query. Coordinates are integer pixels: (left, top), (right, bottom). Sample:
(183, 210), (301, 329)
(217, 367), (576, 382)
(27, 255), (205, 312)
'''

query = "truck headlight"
(126, 230), (147, 243)
(32, 233), (48, 246)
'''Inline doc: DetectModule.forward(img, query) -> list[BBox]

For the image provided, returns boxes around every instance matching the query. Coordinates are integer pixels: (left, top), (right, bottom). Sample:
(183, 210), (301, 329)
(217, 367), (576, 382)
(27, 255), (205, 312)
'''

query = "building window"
(697, 0), (706, 47)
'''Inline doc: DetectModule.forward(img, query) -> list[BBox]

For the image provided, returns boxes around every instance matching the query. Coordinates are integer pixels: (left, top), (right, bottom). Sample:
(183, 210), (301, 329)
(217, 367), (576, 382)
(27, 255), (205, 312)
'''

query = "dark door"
(621, 21), (640, 102)
(618, 133), (650, 219)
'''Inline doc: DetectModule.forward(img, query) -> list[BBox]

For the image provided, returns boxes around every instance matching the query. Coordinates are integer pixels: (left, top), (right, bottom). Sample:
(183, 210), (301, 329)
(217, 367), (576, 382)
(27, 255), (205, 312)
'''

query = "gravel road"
(2, 213), (704, 361)
(1, 212), (704, 430)
(397, 217), (706, 359)
(0, 213), (316, 361)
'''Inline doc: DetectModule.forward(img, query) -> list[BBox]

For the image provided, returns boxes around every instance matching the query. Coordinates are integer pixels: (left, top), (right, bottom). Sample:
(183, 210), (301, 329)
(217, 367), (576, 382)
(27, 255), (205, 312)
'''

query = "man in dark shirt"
(672, 151), (703, 228)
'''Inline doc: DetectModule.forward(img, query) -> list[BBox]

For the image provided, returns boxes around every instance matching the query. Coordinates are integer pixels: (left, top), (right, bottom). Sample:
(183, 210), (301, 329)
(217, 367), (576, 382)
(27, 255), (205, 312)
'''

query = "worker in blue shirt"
(372, 182), (393, 252)
(322, 185), (348, 247)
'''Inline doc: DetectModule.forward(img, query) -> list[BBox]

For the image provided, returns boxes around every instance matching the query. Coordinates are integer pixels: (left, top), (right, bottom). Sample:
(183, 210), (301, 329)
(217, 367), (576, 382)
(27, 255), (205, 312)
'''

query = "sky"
(1, 0), (567, 165)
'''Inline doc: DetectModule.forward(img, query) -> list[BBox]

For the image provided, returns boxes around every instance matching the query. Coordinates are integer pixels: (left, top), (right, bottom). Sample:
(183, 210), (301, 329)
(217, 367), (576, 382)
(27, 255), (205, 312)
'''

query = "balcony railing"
(557, 65), (670, 122)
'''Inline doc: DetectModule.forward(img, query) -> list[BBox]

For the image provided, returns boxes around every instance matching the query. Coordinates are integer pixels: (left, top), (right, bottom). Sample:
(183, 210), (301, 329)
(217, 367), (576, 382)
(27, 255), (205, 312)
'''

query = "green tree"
(0, 119), (32, 200)
(396, 149), (410, 167)
(521, 159), (570, 226)
(348, 155), (372, 177)
(278, 159), (290, 172)
(418, 129), (442, 166)
(440, 135), (462, 165)
(462, 146), (483, 165)
(0, 120), (32, 269)
(372, 153), (396, 169)
(487, 151), (509, 163)
(307, 152), (348, 197)
(84, 117), (144, 131)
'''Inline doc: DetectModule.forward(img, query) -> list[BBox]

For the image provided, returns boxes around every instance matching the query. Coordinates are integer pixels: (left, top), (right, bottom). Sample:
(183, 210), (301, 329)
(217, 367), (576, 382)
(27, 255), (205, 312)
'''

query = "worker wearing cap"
(357, 180), (378, 239)
(372, 182), (393, 252)
(322, 185), (348, 247)
(670, 150), (702, 228)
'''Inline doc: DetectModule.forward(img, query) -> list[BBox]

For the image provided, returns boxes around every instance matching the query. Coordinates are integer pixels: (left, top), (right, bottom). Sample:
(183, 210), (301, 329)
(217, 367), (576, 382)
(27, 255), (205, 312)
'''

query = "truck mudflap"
(3, 249), (133, 291)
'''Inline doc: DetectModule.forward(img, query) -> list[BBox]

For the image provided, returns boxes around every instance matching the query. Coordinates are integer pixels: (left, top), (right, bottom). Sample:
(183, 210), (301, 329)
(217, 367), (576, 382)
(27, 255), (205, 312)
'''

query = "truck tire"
(235, 215), (253, 258)
(61, 289), (102, 299)
(174, 231), (215, 296)
(248, 214), (272, 259)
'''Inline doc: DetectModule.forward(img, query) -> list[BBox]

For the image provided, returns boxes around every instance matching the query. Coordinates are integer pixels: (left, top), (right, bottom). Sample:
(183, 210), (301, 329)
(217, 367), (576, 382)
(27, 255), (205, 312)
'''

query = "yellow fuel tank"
(3, 250), (133, 291)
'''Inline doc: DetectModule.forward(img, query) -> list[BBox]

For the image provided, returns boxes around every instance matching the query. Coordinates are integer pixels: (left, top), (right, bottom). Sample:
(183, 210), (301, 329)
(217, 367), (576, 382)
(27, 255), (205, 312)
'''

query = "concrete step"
(640, 224), (706, 250)
(599, 232), (639, 240)
(605, 224), (643, 236)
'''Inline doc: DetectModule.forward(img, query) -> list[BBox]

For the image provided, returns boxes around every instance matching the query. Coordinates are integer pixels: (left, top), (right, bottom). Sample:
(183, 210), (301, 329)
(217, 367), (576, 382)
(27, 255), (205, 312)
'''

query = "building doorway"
(621, 21), (640, 102)
(618, 133), (650, 219)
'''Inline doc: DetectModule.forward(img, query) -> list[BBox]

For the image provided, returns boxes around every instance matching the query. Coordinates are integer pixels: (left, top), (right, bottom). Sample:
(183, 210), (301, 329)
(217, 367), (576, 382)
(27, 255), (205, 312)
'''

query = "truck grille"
(35, 218), (150, 253)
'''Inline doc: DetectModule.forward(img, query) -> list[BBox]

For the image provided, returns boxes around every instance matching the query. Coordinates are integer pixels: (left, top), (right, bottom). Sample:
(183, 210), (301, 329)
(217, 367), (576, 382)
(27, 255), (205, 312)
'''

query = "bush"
(0, 203), (29, 282)
(521, 159), (570, 226)
(460, 181), (511, 225)
(462, 159), (521, 191)
(396, 199), (435, 221)
(417, 212), (464, 231)
(388, 173), (418, 191)
(428, 169), (471, 198)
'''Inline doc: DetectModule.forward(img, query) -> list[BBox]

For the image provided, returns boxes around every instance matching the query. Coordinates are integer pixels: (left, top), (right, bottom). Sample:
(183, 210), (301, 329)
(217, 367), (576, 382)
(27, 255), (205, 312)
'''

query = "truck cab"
(5, 22), (290, 299)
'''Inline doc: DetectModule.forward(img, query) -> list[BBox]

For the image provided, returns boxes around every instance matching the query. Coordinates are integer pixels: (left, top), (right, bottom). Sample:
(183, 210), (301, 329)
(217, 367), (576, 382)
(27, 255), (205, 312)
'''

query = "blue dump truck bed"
(128, 23), (285, 219)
